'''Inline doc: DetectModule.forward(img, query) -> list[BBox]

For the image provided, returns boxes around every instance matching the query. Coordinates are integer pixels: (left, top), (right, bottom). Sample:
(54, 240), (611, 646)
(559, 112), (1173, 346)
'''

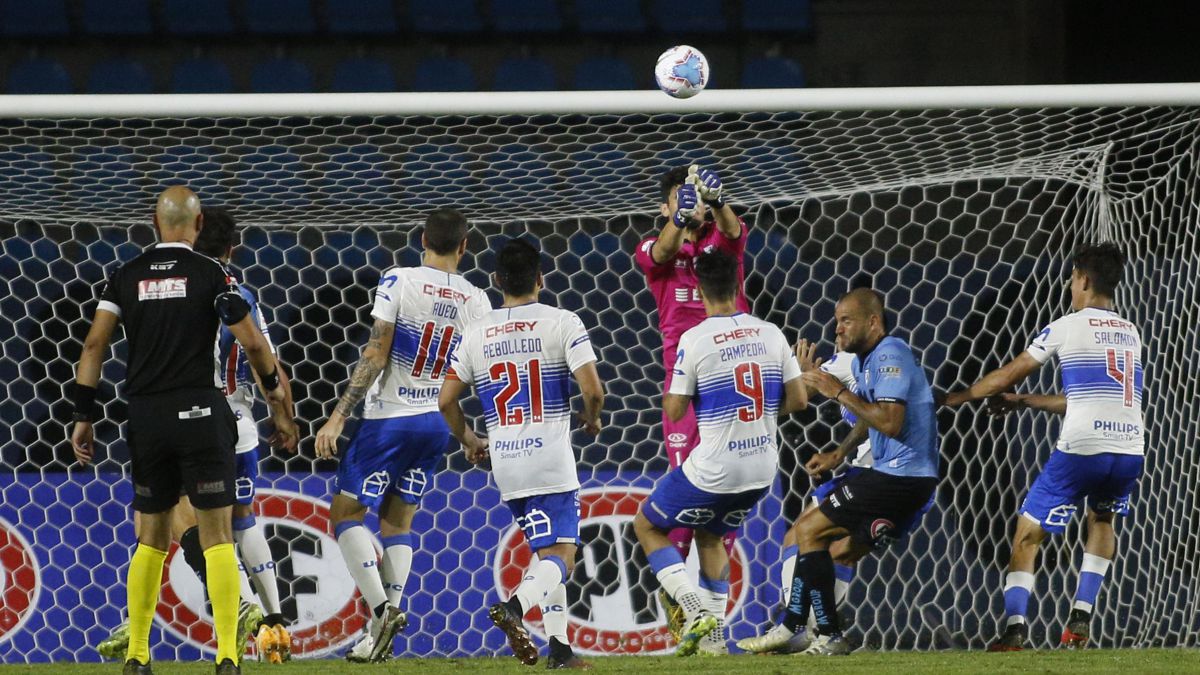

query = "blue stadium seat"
(741, 0), (812, 32)
(412, 57), (476, 92)
(87, 59), (154, 94)
(6, 59), (72, 94)
(741, 57), (806, 88)
(245, 0), (316, 35)
(0, 0), (69, 36)
(330, 57), (396, 92)
(163, 0), (234, 35)
(572, 57), (635, 90)
(491, 0), (561, 33)
(492, 58), (555, 92)
(170, 58), (234, 93)
(410, 0), (483, 33)
(249, 58), (314, 93)
(81, 0), (153, 35)
(574, 0), (643, 33)
(326, 0), (397, 34)
(649, 0), (725, 32)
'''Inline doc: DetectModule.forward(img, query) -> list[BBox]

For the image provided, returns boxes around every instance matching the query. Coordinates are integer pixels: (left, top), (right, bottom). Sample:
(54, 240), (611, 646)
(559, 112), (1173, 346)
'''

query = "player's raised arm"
(690, 165), (741, 240)
(649, 181), (700, 265)
(314, 317), (395, 458)
(942, 351), (1044, 408)
(69, 306), (120, 465)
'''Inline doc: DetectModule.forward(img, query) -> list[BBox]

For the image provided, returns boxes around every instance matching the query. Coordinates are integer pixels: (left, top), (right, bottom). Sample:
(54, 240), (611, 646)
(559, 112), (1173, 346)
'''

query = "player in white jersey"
(315, 208), (491, 663)
(439, 238), (604, 669)
(944, 243), (1143, 651)
(632, 251), (807, 657)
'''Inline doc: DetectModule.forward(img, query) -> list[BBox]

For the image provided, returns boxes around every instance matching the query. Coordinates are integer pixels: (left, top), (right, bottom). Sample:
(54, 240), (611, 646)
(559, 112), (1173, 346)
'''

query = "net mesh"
(1, 102), (1199, 662)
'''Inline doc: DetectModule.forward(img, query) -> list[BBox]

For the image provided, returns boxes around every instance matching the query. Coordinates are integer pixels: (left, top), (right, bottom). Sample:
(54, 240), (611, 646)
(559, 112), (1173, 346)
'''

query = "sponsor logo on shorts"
(195, 480), (226, 495)
(0, 516), (41, 646)
(134, 484), (153, 497)
(137, 277), (188, 300)
(494, 486), (747, 655)
(667, 433), (688, 448)
(157, 490), (370, 658)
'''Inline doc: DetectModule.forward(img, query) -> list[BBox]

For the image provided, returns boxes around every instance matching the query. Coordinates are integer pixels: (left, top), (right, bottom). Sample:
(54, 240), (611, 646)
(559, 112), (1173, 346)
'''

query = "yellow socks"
(204, 543), (241, 664)
(126, 543), (167, 664)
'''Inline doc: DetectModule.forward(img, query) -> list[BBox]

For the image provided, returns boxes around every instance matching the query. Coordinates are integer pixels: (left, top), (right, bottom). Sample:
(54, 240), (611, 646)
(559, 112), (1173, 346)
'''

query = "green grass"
(4, 651), (1200, 675)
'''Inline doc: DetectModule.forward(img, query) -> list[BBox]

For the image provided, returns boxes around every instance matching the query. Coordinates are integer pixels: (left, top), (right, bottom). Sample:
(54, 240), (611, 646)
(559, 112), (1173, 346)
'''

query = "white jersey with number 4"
(448, 303), (597, 500)
(1026, 307), (1144, 456)
(669, 313), (802, 494)
(820, 351), (872, 467)
(365, 266), (491, 420)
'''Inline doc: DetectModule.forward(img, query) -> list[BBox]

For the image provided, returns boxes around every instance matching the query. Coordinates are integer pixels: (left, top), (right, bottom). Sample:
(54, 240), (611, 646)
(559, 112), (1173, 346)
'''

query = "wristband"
(260, 367), (281, 392)
(70, 383), (97, 422)
(702, 194), (727, 208)
(834, 386), (848, 403)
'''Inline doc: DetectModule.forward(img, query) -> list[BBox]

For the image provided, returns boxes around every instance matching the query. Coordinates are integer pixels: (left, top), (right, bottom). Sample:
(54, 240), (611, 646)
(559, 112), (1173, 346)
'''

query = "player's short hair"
(840, 287), (887, 327)
(1073, 242), (1126, 296)
(659, 166), (691, 203)
(694, 251), (739, 302)
(495, 238), (542, 297)
(423, 207), (469, 255)
(195, 206), (237, 258)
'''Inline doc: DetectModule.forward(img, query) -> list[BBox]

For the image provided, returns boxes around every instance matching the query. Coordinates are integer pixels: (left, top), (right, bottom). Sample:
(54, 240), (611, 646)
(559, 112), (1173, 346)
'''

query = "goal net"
(1, 87), (1198, 662)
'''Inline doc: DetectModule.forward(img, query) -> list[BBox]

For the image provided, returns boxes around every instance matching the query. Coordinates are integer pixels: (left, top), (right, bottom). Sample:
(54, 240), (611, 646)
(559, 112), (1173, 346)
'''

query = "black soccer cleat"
(987, 622), (1028, 652)
(215, 657), (241, 675)
(546, 637), (593, 670)
(1061, 608), (1091, 648)
(489, 601), (538, 666)
(122, 659), (153, 675)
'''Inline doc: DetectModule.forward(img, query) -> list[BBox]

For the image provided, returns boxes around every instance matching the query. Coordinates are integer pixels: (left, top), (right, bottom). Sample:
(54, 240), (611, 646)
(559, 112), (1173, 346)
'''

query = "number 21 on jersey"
(490, 359), (544, 426)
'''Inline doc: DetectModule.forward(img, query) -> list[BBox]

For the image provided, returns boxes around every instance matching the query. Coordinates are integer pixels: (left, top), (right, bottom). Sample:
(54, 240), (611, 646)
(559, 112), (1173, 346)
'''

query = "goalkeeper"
(634, 164), (750, 638)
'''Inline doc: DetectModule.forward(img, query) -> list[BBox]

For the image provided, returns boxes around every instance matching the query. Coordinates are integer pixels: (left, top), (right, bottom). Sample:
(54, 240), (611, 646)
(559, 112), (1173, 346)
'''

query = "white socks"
(336, 522), (388, 611)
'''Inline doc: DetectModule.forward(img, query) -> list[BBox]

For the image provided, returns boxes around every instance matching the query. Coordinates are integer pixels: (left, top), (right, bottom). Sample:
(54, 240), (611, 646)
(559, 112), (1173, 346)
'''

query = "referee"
(70, 186), (295, 675)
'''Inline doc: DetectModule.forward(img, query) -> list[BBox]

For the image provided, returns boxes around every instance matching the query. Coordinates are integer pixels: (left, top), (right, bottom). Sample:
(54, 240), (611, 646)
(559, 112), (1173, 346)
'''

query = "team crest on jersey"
(138, 277), (187, 300)
(869, 518), (896, 541)
(156, 490), (370, 658)
(494, 486), (747, 655)
(0, 516), (40, 646)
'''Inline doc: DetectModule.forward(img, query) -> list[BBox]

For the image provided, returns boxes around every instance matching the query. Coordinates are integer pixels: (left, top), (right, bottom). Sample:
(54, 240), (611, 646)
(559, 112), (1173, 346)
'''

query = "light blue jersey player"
(315, 209), (491, 663)
(944, 243), (1143, 650)
(439, 238), (604, 669)
(632, 251), (807, 657)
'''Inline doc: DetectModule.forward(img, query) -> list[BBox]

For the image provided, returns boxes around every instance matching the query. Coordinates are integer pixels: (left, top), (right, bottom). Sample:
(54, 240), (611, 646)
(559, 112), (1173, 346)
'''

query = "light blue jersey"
(852, 336), (939, 478)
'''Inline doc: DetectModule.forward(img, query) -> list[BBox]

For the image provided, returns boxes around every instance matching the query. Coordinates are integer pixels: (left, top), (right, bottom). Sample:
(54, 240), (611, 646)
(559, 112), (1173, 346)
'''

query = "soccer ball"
(655, 45), (709, 99)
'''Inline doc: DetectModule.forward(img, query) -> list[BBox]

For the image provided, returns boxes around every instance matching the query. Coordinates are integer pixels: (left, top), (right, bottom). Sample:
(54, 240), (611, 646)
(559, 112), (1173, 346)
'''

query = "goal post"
(1, 83), (1198, 662)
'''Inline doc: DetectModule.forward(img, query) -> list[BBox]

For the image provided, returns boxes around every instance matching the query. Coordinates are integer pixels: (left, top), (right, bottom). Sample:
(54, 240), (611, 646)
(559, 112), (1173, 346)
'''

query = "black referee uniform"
(97, 241), (249, 514)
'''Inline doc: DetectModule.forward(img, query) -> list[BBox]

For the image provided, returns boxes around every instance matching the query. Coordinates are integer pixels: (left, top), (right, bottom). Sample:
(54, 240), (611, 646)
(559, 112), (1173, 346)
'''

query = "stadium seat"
(412, 57), (477, 92)
(410, 0), (483, 33)
(249, 58), (314, 93)
(649, 0), (726, 32)
(741, 57), (806, 88)
(572, 57), (636, 90)
(86, 59), (154, 94)
(574, 0), (644, 33)
(244, 0), (317, 35)
(170, 57), (234, 93)
(330, 57), (397, 93)
(81, 0), (153, 35)
(163, 0), (235, 35)
(741, 0), (812, 32)
(492, 58), (556, 92)
(491, 0), (562, 33)
(6, 59), (73, 94)
(0, 0), (70, 37)
(326, 0), (397, 34)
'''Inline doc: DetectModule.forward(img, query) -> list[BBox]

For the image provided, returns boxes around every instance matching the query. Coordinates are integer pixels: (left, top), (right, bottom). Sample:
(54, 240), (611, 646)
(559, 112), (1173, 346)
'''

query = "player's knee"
(330, 494), (367, 524)
(379, 498), (417, 535)
(632, 510), (655, 537)
(231, 503), (253, 520)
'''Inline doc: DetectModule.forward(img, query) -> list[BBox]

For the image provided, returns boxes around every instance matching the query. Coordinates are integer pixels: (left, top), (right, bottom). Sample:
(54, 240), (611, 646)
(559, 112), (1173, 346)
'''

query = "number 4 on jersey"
(1105, 348), (1135, 407)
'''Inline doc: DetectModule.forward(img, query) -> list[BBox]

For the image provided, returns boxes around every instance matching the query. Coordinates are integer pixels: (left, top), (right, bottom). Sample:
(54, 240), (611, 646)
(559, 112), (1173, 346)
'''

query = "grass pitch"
(3, 650), (1200, 675)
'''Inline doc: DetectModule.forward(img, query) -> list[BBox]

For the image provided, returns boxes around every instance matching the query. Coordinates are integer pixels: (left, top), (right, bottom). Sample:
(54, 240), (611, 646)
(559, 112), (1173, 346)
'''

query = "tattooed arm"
(315, 318), (395, 459)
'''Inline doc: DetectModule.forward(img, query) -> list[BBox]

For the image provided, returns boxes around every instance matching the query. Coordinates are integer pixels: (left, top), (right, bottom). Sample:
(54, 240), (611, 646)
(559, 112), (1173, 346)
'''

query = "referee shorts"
(127, 387), (238, 514)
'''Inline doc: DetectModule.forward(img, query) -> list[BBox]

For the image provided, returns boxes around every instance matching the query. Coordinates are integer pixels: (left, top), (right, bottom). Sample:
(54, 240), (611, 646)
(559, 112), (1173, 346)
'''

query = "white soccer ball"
(655, 45), (709, 99)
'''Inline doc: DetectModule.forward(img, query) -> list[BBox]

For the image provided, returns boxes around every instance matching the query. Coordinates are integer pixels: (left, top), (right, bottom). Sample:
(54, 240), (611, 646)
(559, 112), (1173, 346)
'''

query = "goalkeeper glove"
(690, 164), (726, 208)
(672, 183), (701, 229)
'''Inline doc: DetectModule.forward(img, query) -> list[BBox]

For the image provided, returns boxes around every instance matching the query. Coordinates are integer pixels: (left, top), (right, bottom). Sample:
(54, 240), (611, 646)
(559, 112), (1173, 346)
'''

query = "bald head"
(840, 288), (885, 323)
(834, 287), (887, 354)
(155, 186), (201, 230)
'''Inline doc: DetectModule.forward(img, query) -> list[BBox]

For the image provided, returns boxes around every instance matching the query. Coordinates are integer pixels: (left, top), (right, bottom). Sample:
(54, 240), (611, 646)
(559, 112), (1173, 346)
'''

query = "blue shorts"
(234, 449), (259, 506)
(1021, 450), (1143, 534)
(506, 490), (581, 552)
(812, 466), (933, 536)
(642, 468), (768, 535)
(335, 412), (451, 507)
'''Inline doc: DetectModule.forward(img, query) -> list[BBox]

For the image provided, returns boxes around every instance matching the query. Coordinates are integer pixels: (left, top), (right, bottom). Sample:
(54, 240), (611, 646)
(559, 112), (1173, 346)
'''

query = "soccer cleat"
(368, 606), (406, 663)
(255, 624), (293, 664)
(122, 659), (153, 675)
(100, 621), (131, 661)
(802, 633), (850, 656)
(675, 613), (718, 657)
(735, 623), (802, 654)
(215, 657), (241, 675)
(489, 602), (539, 665)
(546, 637), (593, 670)
(659, 589), (685, 644)
(1061, 609), (1091, 648)
(237, 601), (264, 655)
(345, 633), (375, 663)
(698, 616), (727, 655)
(988, 622), (1028, 652)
